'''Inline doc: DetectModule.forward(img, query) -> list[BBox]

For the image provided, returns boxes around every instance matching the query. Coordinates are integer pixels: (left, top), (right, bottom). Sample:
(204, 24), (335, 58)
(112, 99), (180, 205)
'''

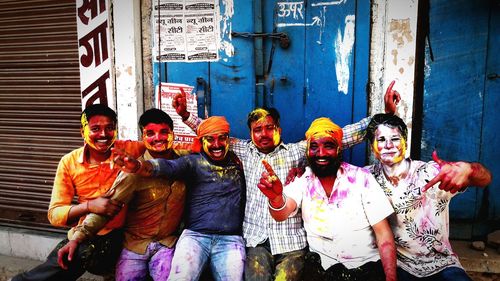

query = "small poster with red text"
(157, 83), (197, 149)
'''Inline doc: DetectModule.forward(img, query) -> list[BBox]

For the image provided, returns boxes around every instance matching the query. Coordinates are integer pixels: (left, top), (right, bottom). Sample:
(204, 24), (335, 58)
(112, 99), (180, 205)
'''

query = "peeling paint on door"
(334, 15), (355, 95)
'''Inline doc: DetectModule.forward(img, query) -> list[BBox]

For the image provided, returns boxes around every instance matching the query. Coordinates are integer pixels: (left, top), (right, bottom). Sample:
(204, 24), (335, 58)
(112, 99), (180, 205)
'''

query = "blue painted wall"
(153, 0), (370, 167)
(422, 0), (499, 238)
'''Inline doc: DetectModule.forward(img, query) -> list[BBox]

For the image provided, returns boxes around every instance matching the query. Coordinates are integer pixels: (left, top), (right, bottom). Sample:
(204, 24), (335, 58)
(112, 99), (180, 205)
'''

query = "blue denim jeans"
(115, 241), (175, 281)
(398, 266), (472, 281)
(168, 229), (245, 281)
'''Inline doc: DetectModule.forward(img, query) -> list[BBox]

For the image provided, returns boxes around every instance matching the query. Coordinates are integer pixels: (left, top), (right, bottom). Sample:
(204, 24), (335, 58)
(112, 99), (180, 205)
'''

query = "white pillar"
(112, 0), (144, 140)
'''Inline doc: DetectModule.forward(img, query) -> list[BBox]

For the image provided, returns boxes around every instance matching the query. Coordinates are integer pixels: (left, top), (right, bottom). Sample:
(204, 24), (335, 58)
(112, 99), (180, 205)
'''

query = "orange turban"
(305, 117), (343, 146)
(191, 116), (230, 152)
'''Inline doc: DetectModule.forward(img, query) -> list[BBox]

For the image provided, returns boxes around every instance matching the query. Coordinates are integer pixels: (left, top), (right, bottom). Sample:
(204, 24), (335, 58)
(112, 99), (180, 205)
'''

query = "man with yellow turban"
(112, 116), (246, 281)
(257, 117), (397, 281)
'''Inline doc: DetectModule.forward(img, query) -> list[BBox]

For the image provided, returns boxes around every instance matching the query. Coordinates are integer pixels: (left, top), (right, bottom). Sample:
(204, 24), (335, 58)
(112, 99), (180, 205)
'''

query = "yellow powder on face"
(81, 113), (116, 151)
(202, 137), (229, 159)
(372, 139), (381, 158)
(142, 132), (173, 152)
(272, 129), (280, 146)
(393, 137), (406, 163)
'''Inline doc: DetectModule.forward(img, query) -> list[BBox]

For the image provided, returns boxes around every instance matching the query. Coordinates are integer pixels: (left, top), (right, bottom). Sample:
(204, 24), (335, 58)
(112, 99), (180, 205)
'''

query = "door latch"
(231, 32), (290, 49)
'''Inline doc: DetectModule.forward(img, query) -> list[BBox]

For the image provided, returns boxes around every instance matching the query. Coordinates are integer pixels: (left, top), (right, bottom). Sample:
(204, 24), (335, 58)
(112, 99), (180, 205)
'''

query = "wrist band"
(268, 194), (287, 211)
(131, 160), (142, 173)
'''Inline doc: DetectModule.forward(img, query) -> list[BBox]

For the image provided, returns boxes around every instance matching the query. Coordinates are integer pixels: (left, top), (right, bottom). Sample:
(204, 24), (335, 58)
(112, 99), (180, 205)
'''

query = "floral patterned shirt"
(368, 159), (463, 277)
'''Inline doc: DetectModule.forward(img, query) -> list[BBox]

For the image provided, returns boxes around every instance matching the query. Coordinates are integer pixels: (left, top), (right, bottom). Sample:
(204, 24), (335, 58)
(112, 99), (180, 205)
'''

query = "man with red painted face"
(12, 104), (144, 281)
(111, 116), (246, 281)
(256, 117), (397, 281)
(365, 114), (492, 281)
(171, 82), (400, 281)
(56, 108), (186, 281)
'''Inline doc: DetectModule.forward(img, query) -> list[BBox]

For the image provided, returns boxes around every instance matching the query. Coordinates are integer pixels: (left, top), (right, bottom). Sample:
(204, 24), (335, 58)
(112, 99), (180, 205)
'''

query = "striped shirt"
(184, 114), (370, 254)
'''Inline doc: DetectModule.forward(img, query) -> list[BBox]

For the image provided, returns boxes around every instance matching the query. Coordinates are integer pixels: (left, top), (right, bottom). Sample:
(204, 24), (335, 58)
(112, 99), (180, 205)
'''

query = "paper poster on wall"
(152, 0), (219, 62)
(157, 83), (198, 148)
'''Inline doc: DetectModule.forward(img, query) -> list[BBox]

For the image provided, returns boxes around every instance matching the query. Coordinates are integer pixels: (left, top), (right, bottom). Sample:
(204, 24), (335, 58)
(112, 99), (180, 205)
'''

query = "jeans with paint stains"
(167, 229), (245, 281)
(302, 251), (385, 281)
(115, 241), (175, 281)
(397, 266), (472, 281)
(245, 239), (306, 281)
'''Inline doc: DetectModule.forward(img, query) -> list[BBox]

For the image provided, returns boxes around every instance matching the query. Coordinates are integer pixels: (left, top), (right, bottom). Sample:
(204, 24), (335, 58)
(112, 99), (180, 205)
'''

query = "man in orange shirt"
(12, 104), (143, 281)
(57, 108), (186, 280)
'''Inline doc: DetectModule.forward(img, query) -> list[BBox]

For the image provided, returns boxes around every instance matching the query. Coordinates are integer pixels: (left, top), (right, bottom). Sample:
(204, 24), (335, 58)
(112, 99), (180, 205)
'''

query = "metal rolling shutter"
(0, 0), (82, 233)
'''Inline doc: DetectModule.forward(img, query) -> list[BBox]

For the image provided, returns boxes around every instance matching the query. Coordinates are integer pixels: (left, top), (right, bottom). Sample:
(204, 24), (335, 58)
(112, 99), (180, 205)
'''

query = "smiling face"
(142, 122), (174, 154)
(250, 115), (282, 154)
(202, 133), (230, 161)
(81, 115), (117, 153)
(372, 124), (407, 166)
(307, 135), (342, 177)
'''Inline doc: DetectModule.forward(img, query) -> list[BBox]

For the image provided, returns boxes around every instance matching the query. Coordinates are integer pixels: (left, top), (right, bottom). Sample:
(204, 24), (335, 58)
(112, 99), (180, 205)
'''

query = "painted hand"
(422, 150), (472, 194)
(384, 80), (401, 114)
(258, 160), (283, 203)
(57, 240), (79, 270)
(171, 88), (189, 119)
(285, 166), (305, 185)
(111, 147), (141, 173)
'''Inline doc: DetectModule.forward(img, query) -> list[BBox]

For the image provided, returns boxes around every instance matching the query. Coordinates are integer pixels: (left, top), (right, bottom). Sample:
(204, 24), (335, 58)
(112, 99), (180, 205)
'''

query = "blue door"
(154, 0), (370, 165)
(421, 0), (499, 238)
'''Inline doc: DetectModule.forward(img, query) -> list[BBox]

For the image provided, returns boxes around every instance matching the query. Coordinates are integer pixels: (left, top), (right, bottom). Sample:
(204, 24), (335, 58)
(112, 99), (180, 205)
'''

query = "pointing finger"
(423, 173), (442, 192)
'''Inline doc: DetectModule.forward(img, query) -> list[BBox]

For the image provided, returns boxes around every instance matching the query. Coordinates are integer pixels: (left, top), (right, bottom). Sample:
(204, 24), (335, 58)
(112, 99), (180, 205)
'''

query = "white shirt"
(285, 163), (394, 270)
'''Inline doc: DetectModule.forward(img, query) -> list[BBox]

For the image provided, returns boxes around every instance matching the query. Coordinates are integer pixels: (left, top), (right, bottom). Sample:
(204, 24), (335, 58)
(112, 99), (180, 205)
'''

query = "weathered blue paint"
(422, 0), (498, 238)
(480, 0), (500, 231)
(152, 0), (370, 166)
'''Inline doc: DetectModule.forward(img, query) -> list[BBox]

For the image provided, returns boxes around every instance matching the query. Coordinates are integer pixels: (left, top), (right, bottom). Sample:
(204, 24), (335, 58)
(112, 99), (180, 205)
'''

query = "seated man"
(257, 117), (397, 281)
(12, 104), (143, 281)
(365, 113), (492, 281)
(112, 116), (246, 281)
(57, 108), (186, 281)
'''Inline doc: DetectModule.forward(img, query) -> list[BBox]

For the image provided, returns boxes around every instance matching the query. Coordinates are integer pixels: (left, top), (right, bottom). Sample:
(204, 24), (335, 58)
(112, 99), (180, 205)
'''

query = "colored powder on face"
(143, 132), (173, 152)
(372, 139), (381, 158)
(273, 129), (281, 146)
(393, 137), (406, 163)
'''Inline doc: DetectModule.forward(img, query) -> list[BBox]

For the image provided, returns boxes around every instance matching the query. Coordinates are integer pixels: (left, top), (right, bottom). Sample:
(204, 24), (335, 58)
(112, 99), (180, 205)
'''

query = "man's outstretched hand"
(422, 150), (492, 194)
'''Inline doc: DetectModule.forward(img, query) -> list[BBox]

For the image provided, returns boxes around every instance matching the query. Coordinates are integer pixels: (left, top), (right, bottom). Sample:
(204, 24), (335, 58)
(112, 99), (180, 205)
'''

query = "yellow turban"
(191, 116), (230, 152)
(305, 117), (343, 146)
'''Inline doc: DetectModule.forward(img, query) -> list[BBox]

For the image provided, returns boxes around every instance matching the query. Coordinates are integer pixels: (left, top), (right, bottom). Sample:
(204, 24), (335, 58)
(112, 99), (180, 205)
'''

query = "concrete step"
(0, 254), (106, 281)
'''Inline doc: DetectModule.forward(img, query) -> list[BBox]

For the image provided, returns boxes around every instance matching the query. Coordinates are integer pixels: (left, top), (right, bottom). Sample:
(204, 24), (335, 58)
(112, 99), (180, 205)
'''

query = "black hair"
(81, 104), (117, 124)
(138, 108), (174, 130)
(247, 107), (281, 129)
(366, 113), (408, 143)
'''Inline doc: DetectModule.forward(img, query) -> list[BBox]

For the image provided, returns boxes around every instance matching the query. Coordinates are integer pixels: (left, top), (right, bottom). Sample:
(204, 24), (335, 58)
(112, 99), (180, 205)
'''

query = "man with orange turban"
(257, 117), (397, 281)
(112, 116), (246, 281)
